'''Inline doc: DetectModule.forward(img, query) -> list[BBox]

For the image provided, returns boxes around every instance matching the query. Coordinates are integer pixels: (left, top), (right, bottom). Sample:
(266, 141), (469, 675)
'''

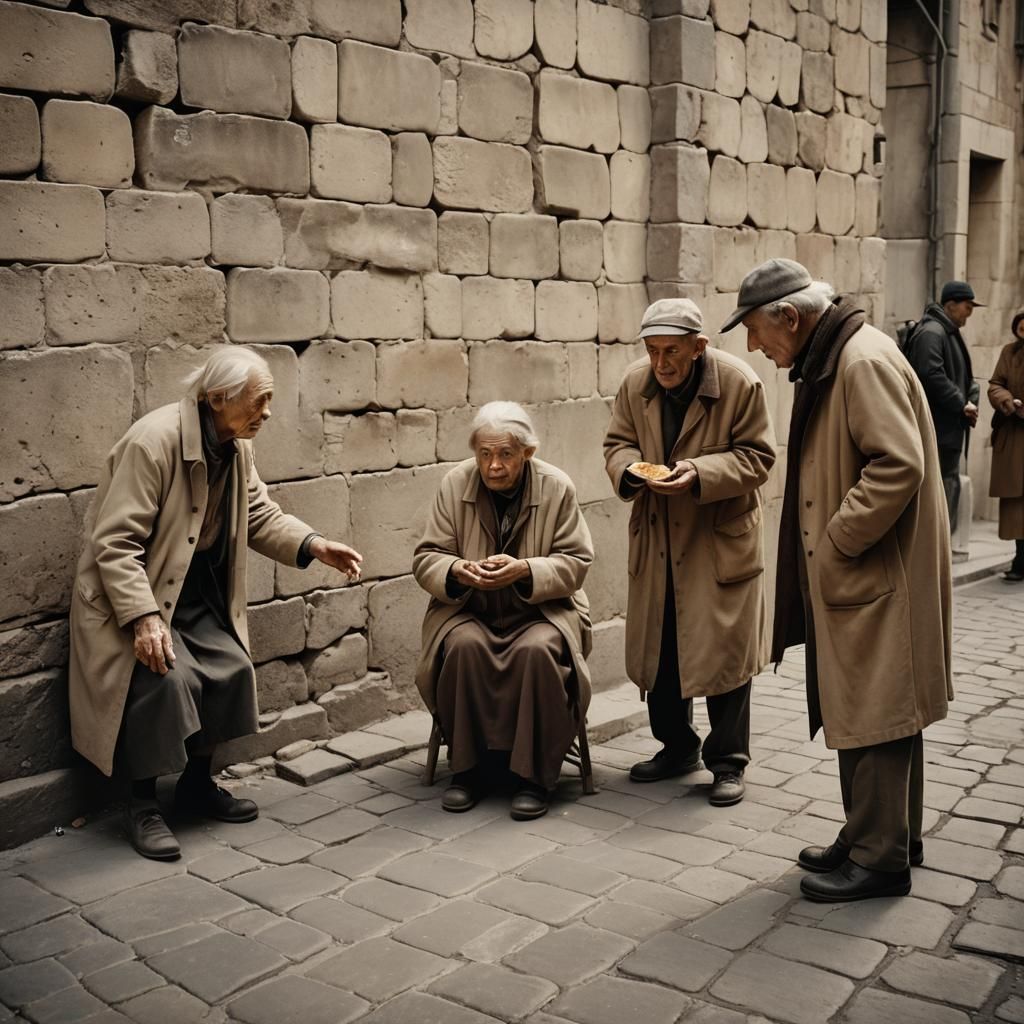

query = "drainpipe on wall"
(938, 0), (961, 287)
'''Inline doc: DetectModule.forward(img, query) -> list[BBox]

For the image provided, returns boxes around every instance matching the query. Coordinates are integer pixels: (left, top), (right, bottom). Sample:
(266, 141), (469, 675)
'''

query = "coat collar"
(639, 348), (722, 403)
(179, 397), (204, 463)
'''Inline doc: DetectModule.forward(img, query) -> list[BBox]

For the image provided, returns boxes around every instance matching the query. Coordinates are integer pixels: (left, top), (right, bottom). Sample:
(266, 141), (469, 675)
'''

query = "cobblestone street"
(1, 574), (1022, 1024)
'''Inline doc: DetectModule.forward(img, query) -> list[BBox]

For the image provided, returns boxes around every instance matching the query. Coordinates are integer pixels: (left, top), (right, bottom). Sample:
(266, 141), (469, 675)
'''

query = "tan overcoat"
(988, 340), (1024, 499)
(799, 323), (953, 749)
(69, 398), (313, 777)
(412, 458), (594, 713)
(603, 349), (776, 697)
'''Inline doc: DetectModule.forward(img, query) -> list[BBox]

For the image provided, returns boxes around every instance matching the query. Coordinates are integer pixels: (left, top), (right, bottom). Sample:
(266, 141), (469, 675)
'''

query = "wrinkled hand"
(645, 460), (698, 495)
(964, 402), (979, 427)
(133, 613), (175, 676)
(452, 553), (530, 591)
(1002, 397), (1024, 417)
(310, 537), (363, 581)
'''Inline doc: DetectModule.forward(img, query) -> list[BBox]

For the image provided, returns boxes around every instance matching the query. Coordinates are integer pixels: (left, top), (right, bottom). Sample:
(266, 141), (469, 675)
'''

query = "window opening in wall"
(966, 154), (1004, 300)
(982, 0), (1001, 38)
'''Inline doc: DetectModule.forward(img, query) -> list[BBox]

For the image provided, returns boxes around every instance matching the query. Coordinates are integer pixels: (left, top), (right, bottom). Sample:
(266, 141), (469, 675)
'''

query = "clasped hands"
(964, 402), (980, 426)
(638, 460), (699, 495)
(997, 397), (1024, 418)
(451, 552), (530, 590)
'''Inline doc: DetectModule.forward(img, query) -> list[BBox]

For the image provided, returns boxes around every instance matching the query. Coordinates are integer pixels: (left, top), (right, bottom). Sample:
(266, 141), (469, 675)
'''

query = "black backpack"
(896, 318), (924, 354)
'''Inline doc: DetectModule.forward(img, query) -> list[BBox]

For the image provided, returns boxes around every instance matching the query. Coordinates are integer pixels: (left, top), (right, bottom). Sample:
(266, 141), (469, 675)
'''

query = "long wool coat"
(799, 323), (953, 749)
(603, 349), (776, 697)
(412, 458), (594, 714)
(988, 340), (1024, 499)
(69, 398), (313, 777)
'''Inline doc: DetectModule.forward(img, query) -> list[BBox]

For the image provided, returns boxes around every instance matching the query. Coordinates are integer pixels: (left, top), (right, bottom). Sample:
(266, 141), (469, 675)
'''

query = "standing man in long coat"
(726, 258), (953, 902)
(603, 298), (776, 807)
(70, 347), (363, 860)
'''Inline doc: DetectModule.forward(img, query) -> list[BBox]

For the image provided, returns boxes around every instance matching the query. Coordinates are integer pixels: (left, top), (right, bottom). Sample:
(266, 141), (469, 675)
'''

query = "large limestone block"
(745, 30), (784, 103)
(299, 339), (376, 414)
(833, 235), (860, 293)
(135, 107), (309, 194)
(377, 339), (469, 410)
(650, 84), (700, 143)
(598, 283), (648, 343)
(84, 0), (234, 32)
(392, 133), (433, 208)
(115, 30), (177, 104)
(457, 62), (533, 145)
(750, 0), (796, 37)
(535, 0), (576, 69)
(310, 124), (392, 203)
(777, 40), (802, 106)
(716, 31), (746, 98)
(338, 41), (441, 134)
(424, 272), (462, 338)
(801, 51), (834, 114)
(255, 660), (307, 713)
(0, 181), (104, 263)
(647, 222), (715, 283)
(0, 346), (133, 503)
(0, 2), (114, 100)
(331, 270), (423, 340)
(816, 169), (855, 235)
(713, 227), (759, 292)
(349, 464), (454, 579)
(538, 70), (619, 154)
(796, 11), (830, 50)
(405, 0), (475, 58)
(860, 236), (884, 293)
(397, 408), (438, 467)
(367, 575), (430, 693)
(292, 35), (338, 123)
(577, 0), (650, 85)
(305, 584), (368, 650)
(0, 619), (69, 679)
(604, 222), (647, 283)
(854, 174), (879, 236)
(766, 104), (797, 165)
(490, 214), (559, 280)
(786, 166), (818, 233)
(868, 43), (885, 111)
(536, 146), (610, 220)
(210, 194), (284, 268)
(531, 398), (613, 503)
(178, 23), (291, 119)
(249, 0), (401, 45)
(0, 268), (44, 351)
(836, 0), (859, 30)
(651, 144), (710, 224)
(0, 94), (40, 175)
(560, 220), (604, 281)
(41, 100), (132, 188)
(861, 0), (886, 42)
(617, 86), (651, 154)
(106, 189), (210, 265)
(581, 498), (628, 621)
(248, 597), (307, 662)
(536, 281), (598, 342)
(469, 341), (569, 403)
(475, 0), (534, 59)
(610, 152), (651, 223)
(795, 111), (826, 170)
(651, 16), (716, 89)
(438, 211), (488, 275)
(462, 277), (534, 339)
(747, 162), (786, 229)
(754, 228), (795, 263)
(826, 112), (865, 174)
(711, 0), (749, 33)
(227, 268), (329, 343)
(324, 412), (397, 474)
(833, 28), (869, 98)
(795, 232), (834, 281)
(707, 156), (747, 227)
(567, 342), (598, 397)
(696, 91), (741, 157)
(598, 339), (644, 391)
(213, 703), (327, 769)
(433, 137), (533, 213)
(739, 95), (768, 164)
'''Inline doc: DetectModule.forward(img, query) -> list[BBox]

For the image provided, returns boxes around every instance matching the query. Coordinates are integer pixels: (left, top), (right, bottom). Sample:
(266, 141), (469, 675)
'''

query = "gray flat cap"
(639, 298), (703, 337)
(720, 258), (813, 333)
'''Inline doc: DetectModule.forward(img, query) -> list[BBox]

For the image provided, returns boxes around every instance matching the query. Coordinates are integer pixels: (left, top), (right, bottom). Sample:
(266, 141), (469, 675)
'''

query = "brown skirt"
(999, 496), (1024, 540)
(436, 618), (576, 789)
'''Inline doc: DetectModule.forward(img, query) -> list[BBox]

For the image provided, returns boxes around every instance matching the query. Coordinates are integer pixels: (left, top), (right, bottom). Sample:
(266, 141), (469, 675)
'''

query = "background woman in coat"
(413, 402), (593, 822)
(988, 311), (1024, 581)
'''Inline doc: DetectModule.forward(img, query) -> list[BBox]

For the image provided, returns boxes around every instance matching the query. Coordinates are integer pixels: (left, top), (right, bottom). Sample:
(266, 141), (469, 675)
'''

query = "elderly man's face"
(944, 299), (975, 328)
(474, 432), (534, 493)
(743, 305), (804, 369)
(209, 372), (274, 442)
(645, 333), (707, 390)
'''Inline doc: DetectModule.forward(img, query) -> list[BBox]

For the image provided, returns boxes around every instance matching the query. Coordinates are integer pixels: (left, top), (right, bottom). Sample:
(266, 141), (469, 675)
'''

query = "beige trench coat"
(988, 340), (1024, 499)
(799, 323), (953, 749)
(412, 458), (594, 714)
(603, 349), (776, 697)
(69, 398), (313, 776)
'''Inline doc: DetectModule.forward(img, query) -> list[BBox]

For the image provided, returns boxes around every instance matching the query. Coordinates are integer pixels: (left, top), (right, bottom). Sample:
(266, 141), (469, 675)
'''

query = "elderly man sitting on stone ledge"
(69, 347), (363, 861)
(412, 402), (594, 821)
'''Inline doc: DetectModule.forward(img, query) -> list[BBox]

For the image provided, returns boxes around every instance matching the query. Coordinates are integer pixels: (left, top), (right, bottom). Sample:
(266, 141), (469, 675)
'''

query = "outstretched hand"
(310, 537), (364, 581)
(645, 460), (699, 495)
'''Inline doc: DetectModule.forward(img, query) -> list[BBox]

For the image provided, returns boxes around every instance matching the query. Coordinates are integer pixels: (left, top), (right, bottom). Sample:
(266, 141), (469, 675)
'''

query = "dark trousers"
(938, 445), (962, 532)
(836, 731), (923, 872)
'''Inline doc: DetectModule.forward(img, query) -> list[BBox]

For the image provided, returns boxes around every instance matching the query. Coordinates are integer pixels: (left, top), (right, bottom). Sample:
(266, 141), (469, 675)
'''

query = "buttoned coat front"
(412, 458), (594, 715)
(603, 349), (776, 697)
(69, 397), (312, 777)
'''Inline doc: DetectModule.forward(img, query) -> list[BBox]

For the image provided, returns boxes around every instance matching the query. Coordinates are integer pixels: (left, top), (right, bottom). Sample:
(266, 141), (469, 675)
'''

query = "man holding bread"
(603, 298), (776, 805)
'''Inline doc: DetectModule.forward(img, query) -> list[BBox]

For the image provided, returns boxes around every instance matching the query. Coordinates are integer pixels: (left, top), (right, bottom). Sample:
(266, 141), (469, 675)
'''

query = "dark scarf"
(771, 296), (866, 663)
(661, 356), (704, 462)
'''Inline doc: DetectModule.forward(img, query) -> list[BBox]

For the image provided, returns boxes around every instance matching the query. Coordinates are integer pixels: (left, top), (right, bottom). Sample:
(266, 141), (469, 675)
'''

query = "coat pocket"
(818, 534), (894, 608)
(627, 499), (647, 579)
(711, 506), (764, 584)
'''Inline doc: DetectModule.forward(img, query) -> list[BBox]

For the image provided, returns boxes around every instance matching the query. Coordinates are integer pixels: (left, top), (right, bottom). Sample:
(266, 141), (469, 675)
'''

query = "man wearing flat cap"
(603, 298), (776, 807)
(725, 258), (952, 902)
(904, 280), (983, 533)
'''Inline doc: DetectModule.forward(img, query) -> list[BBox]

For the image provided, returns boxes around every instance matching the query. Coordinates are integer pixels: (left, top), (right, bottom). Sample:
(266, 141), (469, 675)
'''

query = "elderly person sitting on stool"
(69, 347), (363, 861)
(413, 402), (594, 821)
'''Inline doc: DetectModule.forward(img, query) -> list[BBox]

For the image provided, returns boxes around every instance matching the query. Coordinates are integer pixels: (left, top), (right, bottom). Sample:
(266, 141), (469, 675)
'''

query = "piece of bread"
(627, 461), (673, 481)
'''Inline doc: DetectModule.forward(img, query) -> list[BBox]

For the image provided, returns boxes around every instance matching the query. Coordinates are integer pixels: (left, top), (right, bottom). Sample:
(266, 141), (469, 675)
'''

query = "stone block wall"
(0, 0), (890, 840)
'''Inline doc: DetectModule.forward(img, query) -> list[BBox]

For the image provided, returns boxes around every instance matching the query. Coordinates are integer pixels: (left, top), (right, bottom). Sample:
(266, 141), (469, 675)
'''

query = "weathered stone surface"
(745, 30), (784, 103)
(291, 35), (338, 123)
(475, 0), (533, 60)
(365, 575), (429, 693)
(470, 342), (569, 404)
(305, 634), (368, 694)
(696, 92), (741, 158)
(536, 146), (610, 219)
(433, 137), (532, 214)
(0, 620), (68, 678)
(599, 284), (649, 343)
(747, 162), (786, 229)
(651, 16), (716, 89)
(610, 152), (651, 223)
(817, 169), (856, 236)
(708, 156), (747, 226)
(801, 50), (834, 114)
(826, 113), (865, 174)
(84, 0), (234, 31)
(536, 282), (598, 342)
(339, 41), (441, 133)
(457, 62), (533, 145)
(834, 28), (869, 97)
(297, 341), (374, 418)
(305, 585), (368, 650)
(535, 0), (576, 70)
(860, 236), (885, 293)
(462, 277), (534, 339)
(211, 194), (284, 268)
(135, 107), (310, 195)
(0, 268), (44, 351)
(604, 222), (647, 284)
(405, 0), (474, 58)
(324, 412), (397, 474)
(490, 214), (559, 280)
(438, 212), (489, 276)
(0, 669), (70, 780)
(41, 100), (132, 189)
(712, 0), (750, 33)
(560, 220), (604, 281)
(311, 124), (392, 203)
(227, 268), (329, 343)
(538, 70), (619, 154)
(714, 227), (759, 292)
(647, 223), (715, 284)
(0, 2), (115, 100)
(249, 597), (307, 663)
(0, 495), (76, 622)
(255, 659), (308, 712)
(618, 85), (651, 154)
(797, 11), (830, 50)
(392, 133), (433, 208)
(178, 23), (292, 119)
(106, 190), (210, 265)
(751, 0), (796, 36)
(377, 340), (468, 410)
(766, 104), (797, 165)
(833, 235), (861, 293)
(716, 31), (746, 98)
(738, 94), (768, 164)
(650, 84), (701, 143)
(330, 270), (422, 341)
(396, 409), (438, 467)
(0, 94), (41, 175)
(795, 111), (826, 170)
(242, 0), (401, 45)
(318, 670), (406, 733)
(786, 166), (818, 234)
(577, 0), (650, 85)
(424, 273), (461, 339)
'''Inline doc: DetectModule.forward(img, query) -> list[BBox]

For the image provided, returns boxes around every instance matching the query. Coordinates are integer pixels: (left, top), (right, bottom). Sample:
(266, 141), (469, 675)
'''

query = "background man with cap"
(603, 298), (776, 807)
(905, 281), (983, 532)
(727, 258), (953, 902)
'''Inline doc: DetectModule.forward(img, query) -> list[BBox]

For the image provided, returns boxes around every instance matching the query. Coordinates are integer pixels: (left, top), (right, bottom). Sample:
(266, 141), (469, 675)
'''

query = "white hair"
(764, 281), (836, 319)
(469, 401), (539, 451)
(184, 347), (271, 400)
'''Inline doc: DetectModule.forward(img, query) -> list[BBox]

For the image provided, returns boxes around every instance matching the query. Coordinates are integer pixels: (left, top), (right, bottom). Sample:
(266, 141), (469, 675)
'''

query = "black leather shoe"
(442, 771), (480, 813)
(126, 802), (181, 860)
(629, 747), (702, 783)
(175, 781), (258, 823)
(510, 782), (549, 821)
(709, 771), (745, 806)
(800, 841), (923, 872)
(1003, 566), (1024, 582)
(800, 859), (912, 902)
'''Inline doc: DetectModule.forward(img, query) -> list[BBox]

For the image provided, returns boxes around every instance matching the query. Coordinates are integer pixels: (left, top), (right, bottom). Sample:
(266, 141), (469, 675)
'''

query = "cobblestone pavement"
(1, 576), (1022, 1024)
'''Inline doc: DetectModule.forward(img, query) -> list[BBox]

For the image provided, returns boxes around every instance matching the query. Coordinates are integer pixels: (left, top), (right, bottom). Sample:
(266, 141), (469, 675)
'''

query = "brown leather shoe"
(126, 802), (181, 861)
